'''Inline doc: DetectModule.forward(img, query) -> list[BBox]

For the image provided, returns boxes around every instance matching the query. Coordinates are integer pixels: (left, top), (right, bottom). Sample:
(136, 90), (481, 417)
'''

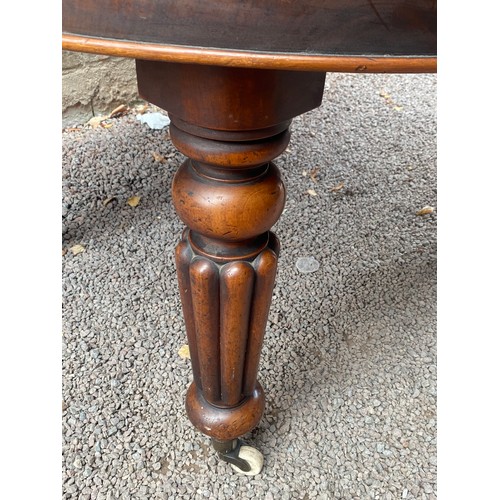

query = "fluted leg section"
(135, 60), (326, 470)
(173, 158), (283, 440)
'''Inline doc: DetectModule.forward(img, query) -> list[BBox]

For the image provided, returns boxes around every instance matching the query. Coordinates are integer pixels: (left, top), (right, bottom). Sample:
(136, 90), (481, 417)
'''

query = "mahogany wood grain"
(243, 240), (280, 396)
(220, 262), (255, 406)
(186, 382), (266, 441)
(62, 34), (436, 73)
(175, 234), (202, 390)
(189, 258), (221, 405)
(138, 63), (325, 441)
(136, 60), (327, 131)
(169, 125), (291, 169)
(63, 0), (436, 63)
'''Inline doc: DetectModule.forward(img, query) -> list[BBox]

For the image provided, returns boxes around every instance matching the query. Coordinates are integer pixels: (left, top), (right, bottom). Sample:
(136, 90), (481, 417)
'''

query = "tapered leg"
(136, 60), (326, 474)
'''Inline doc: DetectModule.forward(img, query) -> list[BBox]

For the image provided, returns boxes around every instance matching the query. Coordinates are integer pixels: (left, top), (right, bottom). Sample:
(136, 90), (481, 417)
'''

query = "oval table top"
(62, 0), (436, 73)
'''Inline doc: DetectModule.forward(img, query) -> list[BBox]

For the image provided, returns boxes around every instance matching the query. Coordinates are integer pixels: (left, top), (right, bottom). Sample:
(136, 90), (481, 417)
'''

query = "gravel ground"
(62, 72), (437, 500)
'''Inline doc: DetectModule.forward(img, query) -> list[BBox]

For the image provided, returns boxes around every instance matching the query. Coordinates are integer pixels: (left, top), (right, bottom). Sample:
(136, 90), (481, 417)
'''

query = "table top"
(62, 0), (436, 73)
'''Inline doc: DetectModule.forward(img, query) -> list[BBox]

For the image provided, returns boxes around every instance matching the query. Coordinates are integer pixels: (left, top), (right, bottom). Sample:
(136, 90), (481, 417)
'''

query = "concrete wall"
(62, 51), (143, 128)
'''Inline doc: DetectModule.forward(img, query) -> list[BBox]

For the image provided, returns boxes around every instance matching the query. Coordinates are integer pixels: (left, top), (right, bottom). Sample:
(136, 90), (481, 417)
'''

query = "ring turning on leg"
(136, 59), (326, 473)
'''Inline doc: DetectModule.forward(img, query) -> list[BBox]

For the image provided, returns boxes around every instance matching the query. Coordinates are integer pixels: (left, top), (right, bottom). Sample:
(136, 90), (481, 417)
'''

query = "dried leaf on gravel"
(307, 189), (318, 196)
(152, 152), (166, 163)
(178, 344), (191, 359)
(86, 116), (107, 128)
(71, 244), (85, 256)
(380, 90), (403, 110)
(308, 167), (320, 183)
(127, 196), (141, 207)
(62, 248), (68, 257)
(416, 206), (434, 216)
(135, 104), (149, 114)
(109, 104), (128, 118)
(103, 196), (116, 207)
(330, 182), (345, 192)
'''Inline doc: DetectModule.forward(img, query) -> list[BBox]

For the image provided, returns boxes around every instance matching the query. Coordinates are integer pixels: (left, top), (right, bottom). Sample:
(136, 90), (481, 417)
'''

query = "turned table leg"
(136, 60), (326, 474)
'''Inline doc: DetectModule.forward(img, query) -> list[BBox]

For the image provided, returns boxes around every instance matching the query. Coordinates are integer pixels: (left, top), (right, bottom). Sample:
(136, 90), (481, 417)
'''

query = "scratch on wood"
(367, 0), (391, 31)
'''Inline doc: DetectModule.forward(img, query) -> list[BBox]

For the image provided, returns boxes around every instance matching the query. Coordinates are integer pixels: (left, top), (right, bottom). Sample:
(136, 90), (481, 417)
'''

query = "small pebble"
(295, 256), (320, 273)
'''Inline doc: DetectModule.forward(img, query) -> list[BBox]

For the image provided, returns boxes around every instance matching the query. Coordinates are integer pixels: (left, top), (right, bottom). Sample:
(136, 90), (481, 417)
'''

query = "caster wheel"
(230, 445), (264, 476)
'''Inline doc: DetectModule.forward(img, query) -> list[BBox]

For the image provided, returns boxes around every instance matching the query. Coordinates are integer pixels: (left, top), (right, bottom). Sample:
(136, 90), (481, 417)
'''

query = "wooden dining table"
(63, 0), (437, 476)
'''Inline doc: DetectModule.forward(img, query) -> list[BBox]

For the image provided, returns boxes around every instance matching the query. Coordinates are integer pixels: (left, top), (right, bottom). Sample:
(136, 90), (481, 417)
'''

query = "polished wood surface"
(136, 61), (326, 131)
(62, 0), (436, 72)
(62, 34), (435, 72)
(138, 63), (325, 441)
(63, 0), (436, 55)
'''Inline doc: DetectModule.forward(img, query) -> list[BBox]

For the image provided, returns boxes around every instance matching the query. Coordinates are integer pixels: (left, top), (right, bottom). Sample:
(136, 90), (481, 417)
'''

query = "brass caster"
(230, 445), (264, 476)
(211, 438), (264, 476)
